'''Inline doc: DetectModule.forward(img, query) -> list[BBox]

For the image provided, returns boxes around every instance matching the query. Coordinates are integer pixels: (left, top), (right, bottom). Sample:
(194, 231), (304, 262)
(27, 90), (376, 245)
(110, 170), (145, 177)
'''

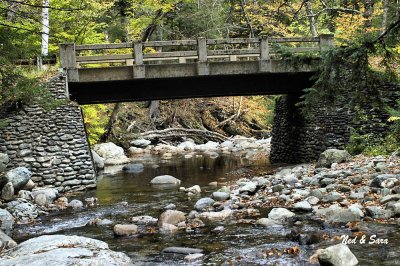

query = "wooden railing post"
(59, 43), (79, 82)
(259, 37), (271, 72)
(133, 40), (145, 78)
(319, 34), (334, 52)
(197, 37), (209, 75)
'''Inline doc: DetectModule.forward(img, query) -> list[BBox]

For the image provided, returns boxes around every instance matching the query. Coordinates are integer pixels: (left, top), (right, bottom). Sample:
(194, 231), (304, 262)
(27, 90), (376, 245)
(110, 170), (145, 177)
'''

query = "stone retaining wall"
(271, 85), (399, 163)
(0, 75), (96, 192)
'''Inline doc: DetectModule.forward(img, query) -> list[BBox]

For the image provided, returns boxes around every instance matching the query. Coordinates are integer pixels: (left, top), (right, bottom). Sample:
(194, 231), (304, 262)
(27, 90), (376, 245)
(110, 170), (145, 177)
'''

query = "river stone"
(306, 196), (320, 205)
(23, 180), (36, 190)
(130, 215), (158, 225)
(0, 229), (17, 249)
(0, 209), (14, 235)
(131, 139), (151, 147)
(17, 190), (32, 200)
(163, 247), (203, 255)
(2, 167), (32, 191)
(7, 201), (38, 221)
(316, 149), (351, 168)
(370, 174), (400, 188)
(186, 185), (201, 194)
(159, 223), (179, 234)
(366, 206), (392, 219)
(195, 197), (215, 211)
(380, 194), (400, 204)
(68, 199), (84, 209)
(0, 153), (9, 172)
(91, 149), (104, 170)
(322, 192), (343, 203)
(293, 201), (312, 212)
(317, 244), (358, 266)
(268, 208), (295, 223)
(158, 210), (185, 226)
(32, 188), (59, 205)
(150, 175), (181, 185)
(212, 191), (230, 201)
(199, 210), (233, 222)
(239, 182), (257, 194)
(178, 141), (196, 151)
(283, 174), (298, 185)
(0, 234), (132, 266)
(256, 218), (280, 227)
(87, 218), (113, 226)
(113, 224), (138, 236)
(1, 182), (14, 201)
(325, 208), (361, 223)
(122, 163), (144, 173)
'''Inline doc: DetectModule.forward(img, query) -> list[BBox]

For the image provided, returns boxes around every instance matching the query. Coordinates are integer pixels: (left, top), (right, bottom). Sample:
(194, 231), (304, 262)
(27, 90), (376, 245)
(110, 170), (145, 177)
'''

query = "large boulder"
(7, 200), (38, 221)
(1, 167), (31, 191)
(0, 235), (132, 266)
(150, 175), (181, 185)
(91, 150), (104, 170)
(158, 210), (185, 226)
(93, 143), (129, 165)
(317, 244), (358, 266)
(316, 149), (351, 168)
(0, 209), (14, 235)
(0, 153), (9, 172)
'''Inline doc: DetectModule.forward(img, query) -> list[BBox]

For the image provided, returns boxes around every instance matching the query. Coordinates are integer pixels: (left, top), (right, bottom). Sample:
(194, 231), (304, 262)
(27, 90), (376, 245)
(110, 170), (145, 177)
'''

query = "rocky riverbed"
(1, 140), (400, 265)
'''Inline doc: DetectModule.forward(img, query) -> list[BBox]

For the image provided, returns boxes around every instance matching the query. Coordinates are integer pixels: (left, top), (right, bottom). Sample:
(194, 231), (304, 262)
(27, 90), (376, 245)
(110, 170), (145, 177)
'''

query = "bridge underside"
(68, 72), (315, 104)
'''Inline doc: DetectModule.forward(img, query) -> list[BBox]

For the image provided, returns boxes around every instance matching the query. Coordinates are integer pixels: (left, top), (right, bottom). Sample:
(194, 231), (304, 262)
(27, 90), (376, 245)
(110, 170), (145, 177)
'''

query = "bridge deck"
(60, 35), (333, 104)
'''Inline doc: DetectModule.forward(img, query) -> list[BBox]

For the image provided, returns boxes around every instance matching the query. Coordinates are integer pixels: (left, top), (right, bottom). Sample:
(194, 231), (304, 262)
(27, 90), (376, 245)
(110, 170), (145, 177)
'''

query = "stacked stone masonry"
(271, 85), (400, 164)
(0, 75), (96, 192)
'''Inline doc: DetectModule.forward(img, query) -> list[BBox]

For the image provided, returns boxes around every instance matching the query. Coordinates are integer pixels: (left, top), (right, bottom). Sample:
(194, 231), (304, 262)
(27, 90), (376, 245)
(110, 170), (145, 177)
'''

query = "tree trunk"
(149, 100), (160, 123)
(382, 0), (388, 33)
(41, 0), (50, 58)
(239, 0), (254, 38)
(305, 0), (318, 37)
(363, 0), (373, 28)
(99, 103), (121, 142)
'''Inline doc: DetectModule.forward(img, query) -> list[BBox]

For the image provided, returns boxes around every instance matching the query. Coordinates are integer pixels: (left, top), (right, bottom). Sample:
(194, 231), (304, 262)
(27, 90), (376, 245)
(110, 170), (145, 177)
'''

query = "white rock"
(317, 244), (358, 266)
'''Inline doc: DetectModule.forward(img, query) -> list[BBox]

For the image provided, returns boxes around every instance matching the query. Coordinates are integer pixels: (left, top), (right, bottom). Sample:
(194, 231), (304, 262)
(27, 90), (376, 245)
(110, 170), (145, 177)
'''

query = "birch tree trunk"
(41, 0), (50, 57)
(305, 0), (318, 37)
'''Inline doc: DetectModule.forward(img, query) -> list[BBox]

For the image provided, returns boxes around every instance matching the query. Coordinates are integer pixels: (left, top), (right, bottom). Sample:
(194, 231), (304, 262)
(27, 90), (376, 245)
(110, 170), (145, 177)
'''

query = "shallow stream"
(13, 153), (400, 265)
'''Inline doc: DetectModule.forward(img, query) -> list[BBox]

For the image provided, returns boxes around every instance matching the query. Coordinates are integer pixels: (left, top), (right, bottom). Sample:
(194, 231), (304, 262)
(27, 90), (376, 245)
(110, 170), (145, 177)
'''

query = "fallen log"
(139, 128), (228, 143)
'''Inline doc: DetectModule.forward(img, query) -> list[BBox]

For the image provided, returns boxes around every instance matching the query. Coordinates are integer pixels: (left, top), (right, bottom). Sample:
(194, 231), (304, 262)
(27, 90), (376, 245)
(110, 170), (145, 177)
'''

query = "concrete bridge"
(60, 35), (334, 104)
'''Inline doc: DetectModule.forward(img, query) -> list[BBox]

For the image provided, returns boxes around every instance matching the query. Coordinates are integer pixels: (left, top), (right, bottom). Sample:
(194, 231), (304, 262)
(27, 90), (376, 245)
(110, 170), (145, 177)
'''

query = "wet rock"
(131, 215), (158, 225)
(317, 243), (358, 266)
(186, 185), (201, 194)
(158, 210), (185, 226)
(212, 226), (225, 232)
(159, 223), (178, 234)
(0, 234), (132, 266)
(238, 182), (257, 194)
(2, 167), (31, 191)
(199, 209), (233, 222)
(68, 199), (84, 209)
(316, 149), (351, 168)
(267, 208), (295, 224)
(212, 191), (230, 201)
(122, 163), (144, 173)
(195, 197), (215, 211)
(91, 149), (104, 170)
(7, 201), (38, 221)
(184, 253), (204, 262)
(113, 224), (138, 236)
(1, 182), (14, 201)
(131, 139), (151, 148)
(366, 206), (392, 219)
(162, 247), (203, 255)
(0, 229), (17, 249)
(150, 175), (181, 185)
(87, 218), (113, 226)
(0, 209), (14, 235)
(293, 201), (312, 212)
(164, 203), (176, 210)
(178, 141), (196, 151)
(370, 174), (400, 188)
(0, 153), (9, 172)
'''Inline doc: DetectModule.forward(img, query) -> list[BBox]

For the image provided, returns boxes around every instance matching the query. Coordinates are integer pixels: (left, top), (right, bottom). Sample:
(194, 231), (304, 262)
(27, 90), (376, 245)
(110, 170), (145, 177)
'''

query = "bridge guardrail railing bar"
(60, 35), (334, 81)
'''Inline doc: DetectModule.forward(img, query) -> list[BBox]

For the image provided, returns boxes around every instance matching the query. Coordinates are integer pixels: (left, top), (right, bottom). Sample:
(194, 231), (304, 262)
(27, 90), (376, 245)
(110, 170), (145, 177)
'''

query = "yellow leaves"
(388, 116), (400, 122)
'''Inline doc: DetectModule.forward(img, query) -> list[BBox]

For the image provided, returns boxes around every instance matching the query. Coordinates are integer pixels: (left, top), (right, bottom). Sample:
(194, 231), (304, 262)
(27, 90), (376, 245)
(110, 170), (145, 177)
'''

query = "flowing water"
(12, 153), (400, 265)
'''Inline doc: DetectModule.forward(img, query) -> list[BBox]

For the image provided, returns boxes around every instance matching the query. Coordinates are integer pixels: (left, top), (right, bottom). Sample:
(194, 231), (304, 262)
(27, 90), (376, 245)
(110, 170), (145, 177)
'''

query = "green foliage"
(346, 130), (399, 156)
(82, 104), (109, 145)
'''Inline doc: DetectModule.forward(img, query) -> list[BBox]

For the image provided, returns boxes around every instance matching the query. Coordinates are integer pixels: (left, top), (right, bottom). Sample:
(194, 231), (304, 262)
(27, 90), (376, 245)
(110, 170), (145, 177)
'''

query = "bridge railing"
(60, 35), (334, 70)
